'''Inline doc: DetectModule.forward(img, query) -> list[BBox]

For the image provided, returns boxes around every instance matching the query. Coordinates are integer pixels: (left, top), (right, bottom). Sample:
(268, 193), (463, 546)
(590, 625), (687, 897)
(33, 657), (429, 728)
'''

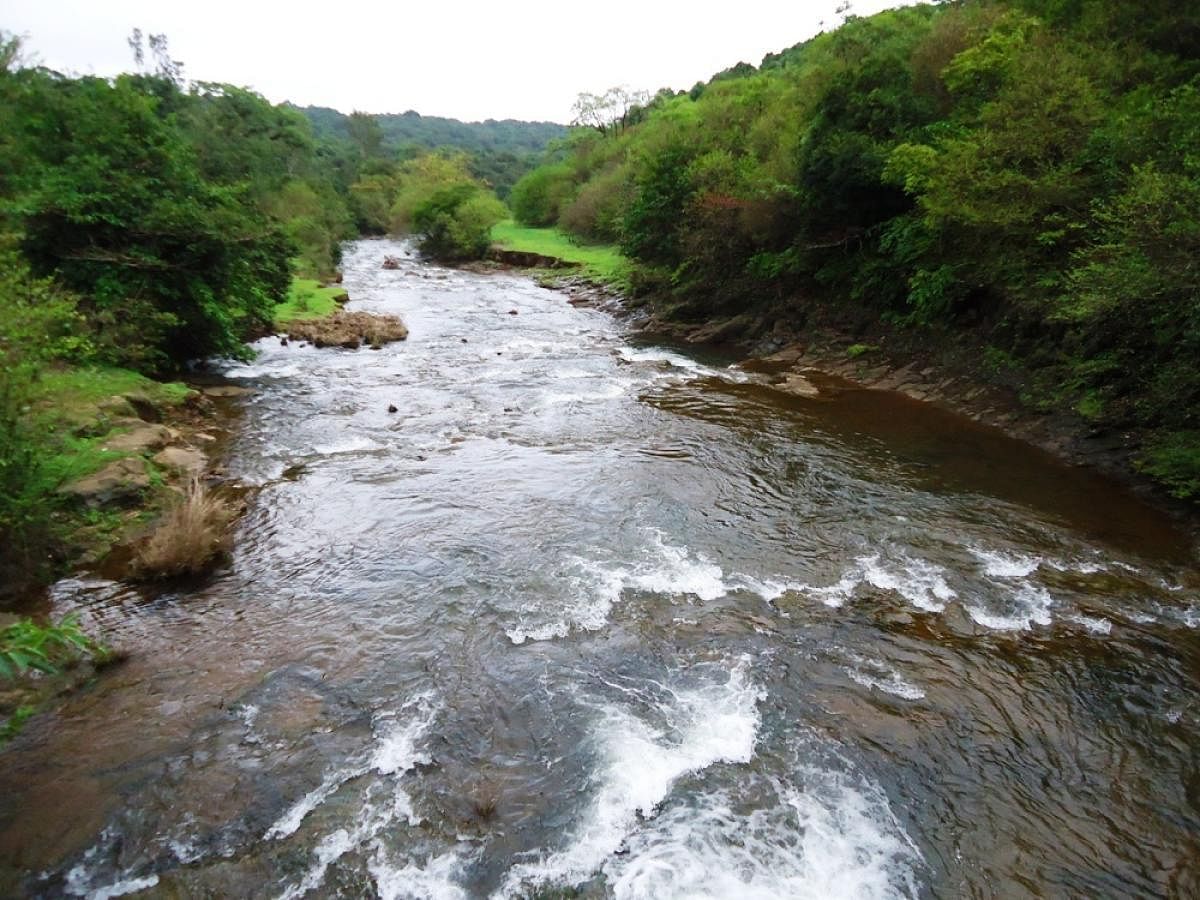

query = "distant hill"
(293, 105), (567, 158)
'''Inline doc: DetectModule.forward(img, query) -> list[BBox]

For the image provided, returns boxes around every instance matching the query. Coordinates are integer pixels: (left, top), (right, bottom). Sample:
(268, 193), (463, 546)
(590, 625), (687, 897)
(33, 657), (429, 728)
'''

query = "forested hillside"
(510, 0), (1200, 501)
(295, 105), (565, 197)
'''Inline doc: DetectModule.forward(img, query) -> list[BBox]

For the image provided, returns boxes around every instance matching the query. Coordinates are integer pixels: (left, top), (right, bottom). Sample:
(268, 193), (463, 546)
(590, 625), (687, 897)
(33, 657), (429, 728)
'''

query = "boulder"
(382, 255), (402, 270)
(152, 446), (207, 475)
(59, 458), (150, 507)
(102, 424), (173, 454)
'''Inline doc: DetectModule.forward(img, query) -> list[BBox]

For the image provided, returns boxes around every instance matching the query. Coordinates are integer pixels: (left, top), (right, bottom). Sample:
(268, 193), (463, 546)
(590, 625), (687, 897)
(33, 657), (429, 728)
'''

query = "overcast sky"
(6, 1), (914, 123)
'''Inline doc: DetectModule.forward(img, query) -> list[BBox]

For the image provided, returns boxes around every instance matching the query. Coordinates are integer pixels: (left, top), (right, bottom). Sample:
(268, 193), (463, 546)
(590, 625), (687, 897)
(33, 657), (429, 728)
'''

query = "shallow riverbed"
(2, 238), (1197, 899)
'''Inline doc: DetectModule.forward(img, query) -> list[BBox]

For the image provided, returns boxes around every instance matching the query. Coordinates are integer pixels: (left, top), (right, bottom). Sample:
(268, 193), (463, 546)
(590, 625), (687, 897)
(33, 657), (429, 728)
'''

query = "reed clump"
(134, 478), (235, 579)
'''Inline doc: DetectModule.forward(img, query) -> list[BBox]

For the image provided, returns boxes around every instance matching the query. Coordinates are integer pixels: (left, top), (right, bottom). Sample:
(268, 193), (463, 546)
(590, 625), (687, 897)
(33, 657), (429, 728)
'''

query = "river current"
(2, 239), (1198, 898)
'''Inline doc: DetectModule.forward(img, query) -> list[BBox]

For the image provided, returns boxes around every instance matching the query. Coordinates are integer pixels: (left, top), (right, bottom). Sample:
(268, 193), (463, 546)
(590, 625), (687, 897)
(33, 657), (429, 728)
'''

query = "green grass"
(273, 277), (345, 325)
(490, 220), (629, 285)
(25, 367), (191, 487)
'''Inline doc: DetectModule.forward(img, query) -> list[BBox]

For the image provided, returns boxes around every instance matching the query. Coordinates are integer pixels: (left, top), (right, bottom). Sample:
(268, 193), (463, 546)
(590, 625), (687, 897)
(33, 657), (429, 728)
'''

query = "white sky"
(5, 0), (914, 123)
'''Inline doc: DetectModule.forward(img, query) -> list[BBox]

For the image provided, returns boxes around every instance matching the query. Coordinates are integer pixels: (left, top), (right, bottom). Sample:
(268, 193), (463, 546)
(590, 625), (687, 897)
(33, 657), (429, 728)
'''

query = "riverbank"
(0, 273), (373, 739)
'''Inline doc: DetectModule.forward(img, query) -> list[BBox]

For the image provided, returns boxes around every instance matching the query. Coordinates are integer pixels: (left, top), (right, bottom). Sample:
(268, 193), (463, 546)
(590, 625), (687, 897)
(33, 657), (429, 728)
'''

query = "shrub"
(559, 164), (631, 242)
(412, 184), (507, 261)
(134, 479), (236, 579)
(508, 163), (575, 226)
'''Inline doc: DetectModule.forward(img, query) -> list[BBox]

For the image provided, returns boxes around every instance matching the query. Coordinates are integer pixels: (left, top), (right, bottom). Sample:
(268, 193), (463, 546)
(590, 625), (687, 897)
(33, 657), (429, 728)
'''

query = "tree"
(571, 87), (652, 137)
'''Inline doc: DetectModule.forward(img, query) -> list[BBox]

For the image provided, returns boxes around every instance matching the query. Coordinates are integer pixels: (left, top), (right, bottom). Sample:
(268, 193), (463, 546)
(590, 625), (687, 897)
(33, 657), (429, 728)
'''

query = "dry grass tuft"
(134, 478), (236, 579)
(284, 311), (408, 349)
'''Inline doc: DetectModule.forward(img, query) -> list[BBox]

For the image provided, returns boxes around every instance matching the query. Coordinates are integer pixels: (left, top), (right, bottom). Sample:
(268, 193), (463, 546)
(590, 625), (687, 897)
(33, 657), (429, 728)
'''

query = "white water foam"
(542, 379), (632, 405)
(603, 767), (920, 900)
(1065, 613), (1114, 635)
(497, 660), (762, 896)
(266, 696), (435, 842)
(969, 547), (1042, 578)
(797, 554), (955, 612)
(965, 582), (1054, 631)
(506, 531), (811, 644)
(311, 436), (380, 456)
(842, 654), (925, 701)
(369, 847), (471, 900)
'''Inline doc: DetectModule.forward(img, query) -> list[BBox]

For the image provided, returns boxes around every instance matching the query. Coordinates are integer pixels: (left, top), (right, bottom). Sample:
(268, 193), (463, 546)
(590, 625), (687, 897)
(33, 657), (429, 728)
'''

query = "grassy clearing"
(273, 278), (346, 325)
(490, 220), (628, 285)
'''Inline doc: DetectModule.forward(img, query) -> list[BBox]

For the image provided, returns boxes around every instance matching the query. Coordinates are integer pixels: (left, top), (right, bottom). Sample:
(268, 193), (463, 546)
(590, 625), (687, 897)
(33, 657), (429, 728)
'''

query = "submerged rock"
(201, 385), (255, 399)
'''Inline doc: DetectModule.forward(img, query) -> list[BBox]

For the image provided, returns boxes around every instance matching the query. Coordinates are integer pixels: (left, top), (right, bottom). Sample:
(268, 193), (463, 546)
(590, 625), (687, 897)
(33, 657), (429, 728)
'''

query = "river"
(1, 238), (1198, 898)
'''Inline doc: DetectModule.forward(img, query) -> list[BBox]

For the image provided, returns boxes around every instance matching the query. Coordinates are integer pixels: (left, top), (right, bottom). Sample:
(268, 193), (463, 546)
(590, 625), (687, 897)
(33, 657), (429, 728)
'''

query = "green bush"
(509, 163), (576, 226)
(412, 184), (507, 261)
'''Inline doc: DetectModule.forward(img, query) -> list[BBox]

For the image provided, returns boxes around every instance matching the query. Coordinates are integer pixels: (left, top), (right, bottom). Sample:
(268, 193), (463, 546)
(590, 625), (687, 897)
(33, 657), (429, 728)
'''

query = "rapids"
(1, 238), (1197, 898)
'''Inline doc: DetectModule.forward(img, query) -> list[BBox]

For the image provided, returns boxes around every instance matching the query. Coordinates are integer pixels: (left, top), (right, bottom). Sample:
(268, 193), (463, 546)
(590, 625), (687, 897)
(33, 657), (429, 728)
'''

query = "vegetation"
(295, 105), (565, 198)
(133, 479), (236, 579)
(490, 221), (629, 285)
(513, 1), (1200, 500)
(273, 278), (347, 325)
(0, 614), (102, 681)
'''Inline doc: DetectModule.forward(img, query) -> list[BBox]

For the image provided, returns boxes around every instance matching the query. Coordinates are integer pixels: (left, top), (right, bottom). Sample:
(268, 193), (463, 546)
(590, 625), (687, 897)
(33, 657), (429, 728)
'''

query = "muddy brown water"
(2, 238), (1198, 899)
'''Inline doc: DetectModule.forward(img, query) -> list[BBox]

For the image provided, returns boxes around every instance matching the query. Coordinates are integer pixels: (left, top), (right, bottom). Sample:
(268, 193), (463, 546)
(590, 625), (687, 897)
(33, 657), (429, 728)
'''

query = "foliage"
(0, 614), (100, 680)
(1137, 432), (1200, 501)
(519, 1), (1200, 500)
(412, 183), (507, 261)
(509, 163), (575, 227)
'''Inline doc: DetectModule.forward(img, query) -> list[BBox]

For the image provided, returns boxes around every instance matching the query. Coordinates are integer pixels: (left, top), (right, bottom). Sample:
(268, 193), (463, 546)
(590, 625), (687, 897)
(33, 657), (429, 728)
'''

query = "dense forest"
(509, 0), (1200, 503)
(297, 105), (565, 197)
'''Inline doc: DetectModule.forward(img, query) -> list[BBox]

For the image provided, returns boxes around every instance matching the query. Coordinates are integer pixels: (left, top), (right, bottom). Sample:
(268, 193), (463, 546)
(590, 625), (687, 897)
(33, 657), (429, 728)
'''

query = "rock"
(102, 424), (173, 454)
(461, 338), (468, 343)
(387, 404), (398, 413)
(333, 271), (344, 284)
(285, 311), (408, 349)
(152, 446), (207, 475)
(123, 392), (162, 423)
(778, 373), (821, 398)
(507, 309), (519, 316)
(332, 291), (350, 305)
(201, 385), (254, 399)
(382, 256), (402, 270)
(193, 433), (217, 443)
(59, 458), (150, 507)
(280, 337), (289, 347)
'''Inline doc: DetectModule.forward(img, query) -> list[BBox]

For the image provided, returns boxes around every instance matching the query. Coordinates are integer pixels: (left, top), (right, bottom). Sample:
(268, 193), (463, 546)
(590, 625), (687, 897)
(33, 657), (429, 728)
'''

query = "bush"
(0, 248), (91, 588)
(508, 163), (575, 226)
(559, 164), (631, 242)
(412, 184), (507, 261)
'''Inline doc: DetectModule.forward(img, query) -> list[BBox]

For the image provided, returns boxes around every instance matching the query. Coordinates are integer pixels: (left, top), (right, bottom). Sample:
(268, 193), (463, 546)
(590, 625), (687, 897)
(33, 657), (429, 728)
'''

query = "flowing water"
(2, 238), (1199, 899)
